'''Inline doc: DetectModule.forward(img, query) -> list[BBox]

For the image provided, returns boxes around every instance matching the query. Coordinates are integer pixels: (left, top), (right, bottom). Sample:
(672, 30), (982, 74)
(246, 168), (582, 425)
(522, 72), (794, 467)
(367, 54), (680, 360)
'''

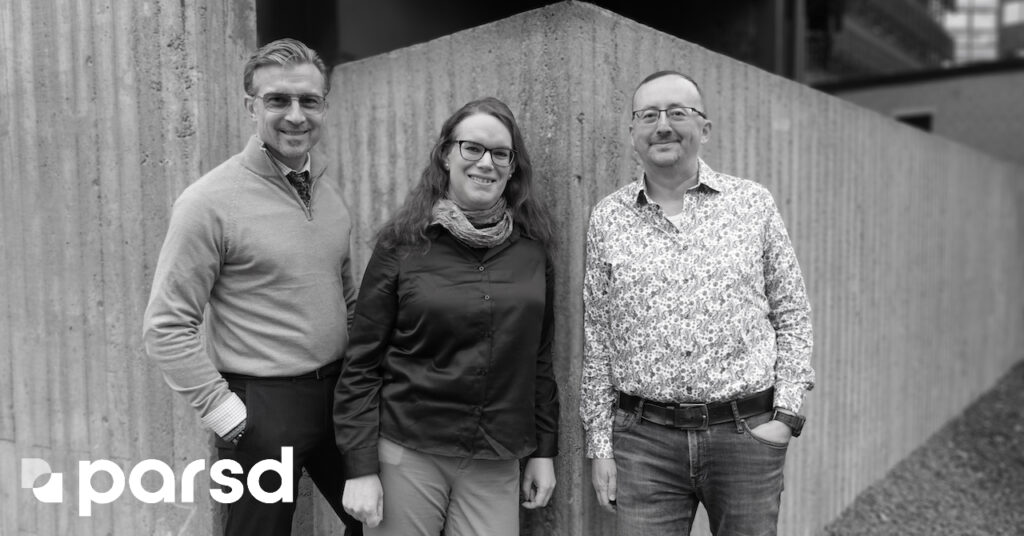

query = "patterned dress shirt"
(580, 158), (814, 459)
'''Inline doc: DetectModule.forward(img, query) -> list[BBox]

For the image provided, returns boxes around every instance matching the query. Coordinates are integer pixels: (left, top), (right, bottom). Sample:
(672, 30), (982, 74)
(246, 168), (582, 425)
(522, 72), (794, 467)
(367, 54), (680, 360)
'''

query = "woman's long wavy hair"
(376, 97), (554, 251)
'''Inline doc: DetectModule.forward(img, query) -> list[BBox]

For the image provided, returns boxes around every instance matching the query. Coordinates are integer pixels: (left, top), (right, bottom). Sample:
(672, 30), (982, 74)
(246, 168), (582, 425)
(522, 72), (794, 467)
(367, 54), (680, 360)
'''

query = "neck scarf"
(431, 197), (513, 248)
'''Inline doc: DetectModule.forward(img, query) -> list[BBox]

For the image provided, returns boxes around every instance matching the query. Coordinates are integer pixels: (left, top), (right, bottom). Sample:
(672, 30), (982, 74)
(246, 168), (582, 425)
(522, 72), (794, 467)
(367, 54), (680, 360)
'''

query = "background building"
(256, 0), (957, 85)
(999, 0), (1024, 56)
(945, 0), (1003, 63)
(816, 59), (1024, 164)
(804, 0), (955, 83)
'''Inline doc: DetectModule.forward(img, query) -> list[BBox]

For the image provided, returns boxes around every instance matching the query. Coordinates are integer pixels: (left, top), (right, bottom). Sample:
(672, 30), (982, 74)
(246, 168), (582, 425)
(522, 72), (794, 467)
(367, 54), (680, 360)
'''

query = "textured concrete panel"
(0, 0), (255, 534)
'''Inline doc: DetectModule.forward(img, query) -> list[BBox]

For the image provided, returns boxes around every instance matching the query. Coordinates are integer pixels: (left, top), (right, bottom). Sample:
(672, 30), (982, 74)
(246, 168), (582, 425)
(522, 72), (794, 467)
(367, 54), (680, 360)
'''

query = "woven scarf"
(431, 198), (513, 248)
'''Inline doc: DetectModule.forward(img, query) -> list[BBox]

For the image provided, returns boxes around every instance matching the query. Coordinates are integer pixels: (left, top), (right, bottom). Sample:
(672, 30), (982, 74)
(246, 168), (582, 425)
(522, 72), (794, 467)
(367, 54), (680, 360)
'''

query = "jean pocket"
(741, 417), (790, 450)
(612, 407), (639, 433)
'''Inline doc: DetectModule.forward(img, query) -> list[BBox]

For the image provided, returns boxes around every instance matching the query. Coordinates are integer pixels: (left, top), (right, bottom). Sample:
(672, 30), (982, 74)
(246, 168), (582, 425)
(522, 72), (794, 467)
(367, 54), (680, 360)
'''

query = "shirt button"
(478, 265), (485, 271)
(474, 407), (482, 414)
(483, 294), (490, 300)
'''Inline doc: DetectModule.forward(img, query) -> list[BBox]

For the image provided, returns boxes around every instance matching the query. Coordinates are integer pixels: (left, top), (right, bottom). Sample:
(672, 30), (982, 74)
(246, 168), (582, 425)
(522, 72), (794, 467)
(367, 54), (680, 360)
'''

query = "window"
(894, 111), (934, 132)
(1005, 1), (1024, 25)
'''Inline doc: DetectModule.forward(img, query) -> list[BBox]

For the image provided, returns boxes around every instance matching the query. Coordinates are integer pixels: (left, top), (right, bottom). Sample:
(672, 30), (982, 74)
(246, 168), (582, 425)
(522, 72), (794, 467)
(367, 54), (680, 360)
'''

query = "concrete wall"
(324, 3), (1024, 535)
(0, 0), (256, 534)
(2, 1), (1023, 535)
(829, 68), (1024, 166)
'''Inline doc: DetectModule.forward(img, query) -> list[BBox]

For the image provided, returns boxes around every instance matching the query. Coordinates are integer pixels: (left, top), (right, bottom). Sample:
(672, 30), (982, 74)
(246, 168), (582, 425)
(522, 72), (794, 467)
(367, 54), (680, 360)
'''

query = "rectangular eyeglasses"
(455, 140), (516, 167)
(257, 92), (326, 113)
(632, 106), (707, 124)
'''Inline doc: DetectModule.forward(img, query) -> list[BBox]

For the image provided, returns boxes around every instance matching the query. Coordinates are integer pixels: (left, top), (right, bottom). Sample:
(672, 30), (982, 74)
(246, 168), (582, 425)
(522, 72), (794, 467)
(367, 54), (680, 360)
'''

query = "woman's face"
(444, 113), (514, 211)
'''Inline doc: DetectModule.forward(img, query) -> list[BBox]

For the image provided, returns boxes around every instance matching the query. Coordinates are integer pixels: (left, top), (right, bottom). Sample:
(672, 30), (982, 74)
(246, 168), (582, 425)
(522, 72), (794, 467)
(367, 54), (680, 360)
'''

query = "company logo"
(21, 447), (294, 516)
(21, 458), (64, 503)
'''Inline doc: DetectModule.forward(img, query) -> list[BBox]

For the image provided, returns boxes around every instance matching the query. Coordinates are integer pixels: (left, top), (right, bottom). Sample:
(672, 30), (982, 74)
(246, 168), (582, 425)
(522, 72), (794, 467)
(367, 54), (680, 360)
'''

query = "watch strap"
(771, 410), (805, 437)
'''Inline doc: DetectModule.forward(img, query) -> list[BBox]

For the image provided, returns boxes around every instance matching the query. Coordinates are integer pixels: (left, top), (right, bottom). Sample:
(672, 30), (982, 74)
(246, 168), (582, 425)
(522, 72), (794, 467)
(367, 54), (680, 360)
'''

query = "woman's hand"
(342, 474), (384, 527)
(521, 457), (556, 509)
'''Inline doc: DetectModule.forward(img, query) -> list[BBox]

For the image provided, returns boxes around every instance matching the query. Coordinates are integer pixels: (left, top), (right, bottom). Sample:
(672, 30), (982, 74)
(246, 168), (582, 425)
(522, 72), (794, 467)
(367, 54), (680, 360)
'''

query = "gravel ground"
(823, 359), (1024, 536)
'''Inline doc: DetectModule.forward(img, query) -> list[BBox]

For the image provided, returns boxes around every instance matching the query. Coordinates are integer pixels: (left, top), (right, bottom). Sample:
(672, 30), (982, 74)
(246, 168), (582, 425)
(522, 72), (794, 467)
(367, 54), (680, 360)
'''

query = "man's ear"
(700, 120), (713, 144)
(243, 95), (256, 119)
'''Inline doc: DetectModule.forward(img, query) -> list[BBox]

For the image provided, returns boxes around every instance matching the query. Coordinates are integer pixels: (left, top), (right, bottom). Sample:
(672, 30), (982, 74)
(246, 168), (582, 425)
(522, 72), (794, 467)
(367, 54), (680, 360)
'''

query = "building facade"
(817, 59), (1024, 165)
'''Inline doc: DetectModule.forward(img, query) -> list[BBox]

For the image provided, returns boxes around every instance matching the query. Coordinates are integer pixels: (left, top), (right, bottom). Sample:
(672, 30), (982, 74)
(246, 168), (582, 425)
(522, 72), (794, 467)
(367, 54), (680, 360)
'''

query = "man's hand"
(750, 419), (793, 444)
(521, 457), (556, 509)
(342, 474), (383, 528)
(591, 458), (617, 513)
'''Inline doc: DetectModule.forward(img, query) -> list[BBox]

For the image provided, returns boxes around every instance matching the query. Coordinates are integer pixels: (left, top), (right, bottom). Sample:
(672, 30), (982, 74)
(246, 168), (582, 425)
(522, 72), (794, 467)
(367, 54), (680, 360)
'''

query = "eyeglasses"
(632, 106), (707, 124)
(454, 140), (516, 167)
(255, 92), (326, 114)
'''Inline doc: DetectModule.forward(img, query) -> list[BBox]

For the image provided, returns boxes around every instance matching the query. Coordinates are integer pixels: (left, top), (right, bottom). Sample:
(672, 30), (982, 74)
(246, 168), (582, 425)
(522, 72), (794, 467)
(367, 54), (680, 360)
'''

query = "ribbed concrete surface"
(0, 0), (255, 534)
(2, 1), (1023, 535)
(323, 3), (1024, 535)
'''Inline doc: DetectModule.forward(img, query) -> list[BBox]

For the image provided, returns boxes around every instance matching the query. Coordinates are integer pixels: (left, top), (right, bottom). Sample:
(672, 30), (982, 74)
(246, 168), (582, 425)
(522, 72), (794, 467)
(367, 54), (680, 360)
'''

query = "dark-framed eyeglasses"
(632, 106), (707, 124)
(255, 92), (326, 114)
(454, 140), (516, 167)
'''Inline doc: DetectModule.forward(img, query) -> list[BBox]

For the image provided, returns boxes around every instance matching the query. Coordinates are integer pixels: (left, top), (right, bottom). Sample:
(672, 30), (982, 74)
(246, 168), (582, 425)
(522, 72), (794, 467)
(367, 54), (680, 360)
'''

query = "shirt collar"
(257, 138), (311, 176)
(633, 157), (724, 206)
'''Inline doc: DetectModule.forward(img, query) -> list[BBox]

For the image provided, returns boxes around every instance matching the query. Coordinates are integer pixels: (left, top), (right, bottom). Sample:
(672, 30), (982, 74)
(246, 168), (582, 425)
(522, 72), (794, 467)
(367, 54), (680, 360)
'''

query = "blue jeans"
(613, 408), (788, 536)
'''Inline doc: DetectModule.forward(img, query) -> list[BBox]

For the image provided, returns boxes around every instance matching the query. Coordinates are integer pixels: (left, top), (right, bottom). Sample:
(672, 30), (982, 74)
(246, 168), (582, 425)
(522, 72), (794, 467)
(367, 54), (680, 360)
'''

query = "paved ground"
(823, 360), (1024, 536)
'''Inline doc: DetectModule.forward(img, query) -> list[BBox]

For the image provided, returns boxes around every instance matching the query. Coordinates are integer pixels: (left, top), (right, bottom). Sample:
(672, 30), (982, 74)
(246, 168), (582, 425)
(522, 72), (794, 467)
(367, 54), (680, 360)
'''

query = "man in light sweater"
(143, 38), (361, 536)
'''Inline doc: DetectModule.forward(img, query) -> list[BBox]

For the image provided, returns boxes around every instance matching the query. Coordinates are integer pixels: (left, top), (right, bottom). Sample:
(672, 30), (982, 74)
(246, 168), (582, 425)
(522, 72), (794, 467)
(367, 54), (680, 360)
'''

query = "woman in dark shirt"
(335, 97), (559, 536)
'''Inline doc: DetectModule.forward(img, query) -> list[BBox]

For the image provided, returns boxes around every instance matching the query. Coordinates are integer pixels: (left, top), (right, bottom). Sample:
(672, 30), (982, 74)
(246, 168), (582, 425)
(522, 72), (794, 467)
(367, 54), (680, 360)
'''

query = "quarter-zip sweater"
(334, 228), (559, 478)
(143, 135), (357, 436)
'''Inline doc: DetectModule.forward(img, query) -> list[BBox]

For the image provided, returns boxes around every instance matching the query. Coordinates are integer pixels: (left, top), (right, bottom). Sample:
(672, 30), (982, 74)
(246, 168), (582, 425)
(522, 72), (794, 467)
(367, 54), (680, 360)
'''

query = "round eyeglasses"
(454, 140), (516, 167)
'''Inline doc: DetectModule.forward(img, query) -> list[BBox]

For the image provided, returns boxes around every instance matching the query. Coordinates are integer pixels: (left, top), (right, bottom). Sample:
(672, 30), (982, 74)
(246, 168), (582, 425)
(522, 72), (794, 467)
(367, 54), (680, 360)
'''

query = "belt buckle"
(667, 403), (709, 430)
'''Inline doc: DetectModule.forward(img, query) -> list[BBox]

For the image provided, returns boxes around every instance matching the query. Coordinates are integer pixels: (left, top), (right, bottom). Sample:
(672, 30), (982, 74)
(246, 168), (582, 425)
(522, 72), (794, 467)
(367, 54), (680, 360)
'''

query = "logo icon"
(21, 458), (64, 503)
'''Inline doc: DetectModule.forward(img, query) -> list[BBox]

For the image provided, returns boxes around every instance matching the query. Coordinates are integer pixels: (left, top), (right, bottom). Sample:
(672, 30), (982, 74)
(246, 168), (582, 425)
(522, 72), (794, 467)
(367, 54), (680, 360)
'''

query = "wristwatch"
(771, 410), (806, 437)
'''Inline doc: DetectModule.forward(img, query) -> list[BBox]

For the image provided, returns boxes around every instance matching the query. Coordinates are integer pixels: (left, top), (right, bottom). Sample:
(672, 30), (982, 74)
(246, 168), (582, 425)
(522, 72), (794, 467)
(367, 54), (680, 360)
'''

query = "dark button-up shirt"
(581, 158), (814, 459)
(335, 227), (559, 477)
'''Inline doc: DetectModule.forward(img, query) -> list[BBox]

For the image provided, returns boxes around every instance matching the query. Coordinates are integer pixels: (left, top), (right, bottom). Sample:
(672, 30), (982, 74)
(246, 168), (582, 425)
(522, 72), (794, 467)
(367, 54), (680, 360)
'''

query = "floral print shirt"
(580, 158), (814, 459)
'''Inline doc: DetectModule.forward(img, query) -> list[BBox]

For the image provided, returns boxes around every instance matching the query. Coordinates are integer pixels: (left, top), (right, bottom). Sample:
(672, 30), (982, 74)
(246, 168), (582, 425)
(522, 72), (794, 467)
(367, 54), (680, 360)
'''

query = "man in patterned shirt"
(580, 70), (814, 535)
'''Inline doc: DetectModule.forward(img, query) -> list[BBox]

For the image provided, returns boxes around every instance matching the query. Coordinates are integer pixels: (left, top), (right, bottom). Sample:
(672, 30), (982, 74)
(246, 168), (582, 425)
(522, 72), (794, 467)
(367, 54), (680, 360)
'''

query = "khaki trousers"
(365, 437), (520, 536)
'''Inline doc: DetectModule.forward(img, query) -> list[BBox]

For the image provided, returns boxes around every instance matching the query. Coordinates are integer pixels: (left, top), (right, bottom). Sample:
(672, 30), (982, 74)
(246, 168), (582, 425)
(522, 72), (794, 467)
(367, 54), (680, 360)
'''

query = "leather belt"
(221, 359), (343, 381)
(617, 388), (774, 430)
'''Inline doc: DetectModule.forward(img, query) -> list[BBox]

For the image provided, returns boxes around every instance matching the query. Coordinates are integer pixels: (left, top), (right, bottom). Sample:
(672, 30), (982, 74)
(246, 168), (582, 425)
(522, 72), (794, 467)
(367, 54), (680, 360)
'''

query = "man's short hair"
(243, 38), (330, 96)
(632, 70), (704, 108)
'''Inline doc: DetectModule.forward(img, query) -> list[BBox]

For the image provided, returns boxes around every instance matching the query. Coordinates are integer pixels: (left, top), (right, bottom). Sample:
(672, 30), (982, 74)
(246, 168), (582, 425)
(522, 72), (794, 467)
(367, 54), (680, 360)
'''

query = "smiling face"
(245, 63), (325, 169)
(444, 113), (514, 211)
(630, 74), (712, 177)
